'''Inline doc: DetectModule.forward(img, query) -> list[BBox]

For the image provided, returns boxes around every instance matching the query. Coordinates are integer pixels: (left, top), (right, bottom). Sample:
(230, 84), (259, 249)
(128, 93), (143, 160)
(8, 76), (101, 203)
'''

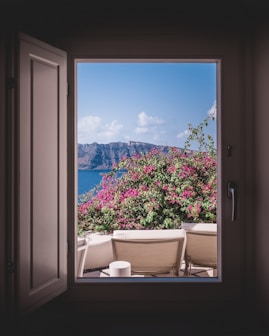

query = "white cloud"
(137, 111), (164, 127)
(131, 112), (166, 142)
(135, 127), (149, 134)
(208, 100), (217, 119)
(135, 111), (165, 139)
(77, 115), (123, 144)
(78, 115), (102, 131)
(176, 129), (191, 139)
(98, 120), (123, 140)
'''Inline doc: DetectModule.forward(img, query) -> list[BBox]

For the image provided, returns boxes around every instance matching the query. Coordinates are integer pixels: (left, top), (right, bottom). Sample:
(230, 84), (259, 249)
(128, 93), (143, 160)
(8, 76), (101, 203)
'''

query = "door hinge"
(7, 77), (16, 90)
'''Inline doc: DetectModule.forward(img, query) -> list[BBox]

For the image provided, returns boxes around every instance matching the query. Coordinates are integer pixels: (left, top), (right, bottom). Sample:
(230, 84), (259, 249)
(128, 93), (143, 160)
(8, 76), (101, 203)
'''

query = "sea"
(78, 169), (126, 197)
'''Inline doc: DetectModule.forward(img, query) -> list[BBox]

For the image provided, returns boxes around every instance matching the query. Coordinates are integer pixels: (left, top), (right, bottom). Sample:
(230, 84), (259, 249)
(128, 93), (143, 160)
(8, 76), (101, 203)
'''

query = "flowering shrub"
(78, 114), (216, 235)
(77, 147), (216, 235)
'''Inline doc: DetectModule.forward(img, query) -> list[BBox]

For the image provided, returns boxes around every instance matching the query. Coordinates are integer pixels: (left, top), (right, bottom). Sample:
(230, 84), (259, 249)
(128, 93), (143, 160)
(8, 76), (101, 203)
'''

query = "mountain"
(77, 141), (177, 170)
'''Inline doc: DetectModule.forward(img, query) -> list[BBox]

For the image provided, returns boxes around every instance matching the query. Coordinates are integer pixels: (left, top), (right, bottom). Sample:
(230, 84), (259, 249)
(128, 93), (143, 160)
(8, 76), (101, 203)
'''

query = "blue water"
(78, 169), (126, 196)
(78, 170), (109, 196)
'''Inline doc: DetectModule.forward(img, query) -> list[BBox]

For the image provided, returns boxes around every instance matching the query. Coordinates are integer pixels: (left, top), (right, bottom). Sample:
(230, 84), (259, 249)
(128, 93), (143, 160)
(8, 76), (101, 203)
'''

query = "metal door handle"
(228, 182), (237, 221)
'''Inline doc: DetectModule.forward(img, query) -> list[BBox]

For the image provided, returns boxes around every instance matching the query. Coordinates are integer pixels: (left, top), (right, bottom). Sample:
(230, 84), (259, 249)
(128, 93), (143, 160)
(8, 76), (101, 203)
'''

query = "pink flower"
(143, 165), (156, 174)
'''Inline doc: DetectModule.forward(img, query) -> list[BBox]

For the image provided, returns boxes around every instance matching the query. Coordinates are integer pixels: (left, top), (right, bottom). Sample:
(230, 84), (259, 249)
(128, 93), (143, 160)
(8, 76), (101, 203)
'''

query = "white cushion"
(113, 229), (186, 240)
(181, 223), (217, 235)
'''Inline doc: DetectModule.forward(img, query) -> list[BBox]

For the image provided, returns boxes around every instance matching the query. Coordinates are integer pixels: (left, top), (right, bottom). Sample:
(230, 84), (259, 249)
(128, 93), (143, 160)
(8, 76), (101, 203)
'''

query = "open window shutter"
(17, 33), (67, 314)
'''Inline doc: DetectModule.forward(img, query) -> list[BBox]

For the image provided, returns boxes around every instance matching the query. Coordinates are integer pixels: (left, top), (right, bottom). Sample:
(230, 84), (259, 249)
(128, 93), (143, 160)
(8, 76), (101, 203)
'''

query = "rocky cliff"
(77, 141), (175, 170)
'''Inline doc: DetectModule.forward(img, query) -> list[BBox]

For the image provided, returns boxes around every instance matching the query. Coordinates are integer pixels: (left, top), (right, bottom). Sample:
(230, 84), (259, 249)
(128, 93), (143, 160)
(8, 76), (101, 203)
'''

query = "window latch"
(227, 181), (237, 221)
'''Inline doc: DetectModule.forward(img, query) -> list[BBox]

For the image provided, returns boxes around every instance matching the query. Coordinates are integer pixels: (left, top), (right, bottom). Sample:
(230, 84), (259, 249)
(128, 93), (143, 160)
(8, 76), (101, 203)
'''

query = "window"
(75, 60), (219, 280)
(66, 32), (244, 306)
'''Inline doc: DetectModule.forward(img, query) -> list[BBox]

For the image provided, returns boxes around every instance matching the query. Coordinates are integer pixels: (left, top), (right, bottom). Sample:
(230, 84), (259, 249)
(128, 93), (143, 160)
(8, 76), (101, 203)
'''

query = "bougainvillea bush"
(78, 114), (216, 235)
(78, 147), (216, 235)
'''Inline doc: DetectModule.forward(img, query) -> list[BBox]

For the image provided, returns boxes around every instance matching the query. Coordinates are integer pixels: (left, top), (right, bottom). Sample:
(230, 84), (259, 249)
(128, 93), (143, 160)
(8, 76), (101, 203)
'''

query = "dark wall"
(253, 21), (269, 323)
(1, 0), (269, 325)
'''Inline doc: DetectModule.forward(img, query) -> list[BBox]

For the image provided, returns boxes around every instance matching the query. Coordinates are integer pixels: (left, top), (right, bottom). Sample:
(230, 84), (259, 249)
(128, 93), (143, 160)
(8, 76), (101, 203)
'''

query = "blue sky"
(77, 62), (216, 150)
